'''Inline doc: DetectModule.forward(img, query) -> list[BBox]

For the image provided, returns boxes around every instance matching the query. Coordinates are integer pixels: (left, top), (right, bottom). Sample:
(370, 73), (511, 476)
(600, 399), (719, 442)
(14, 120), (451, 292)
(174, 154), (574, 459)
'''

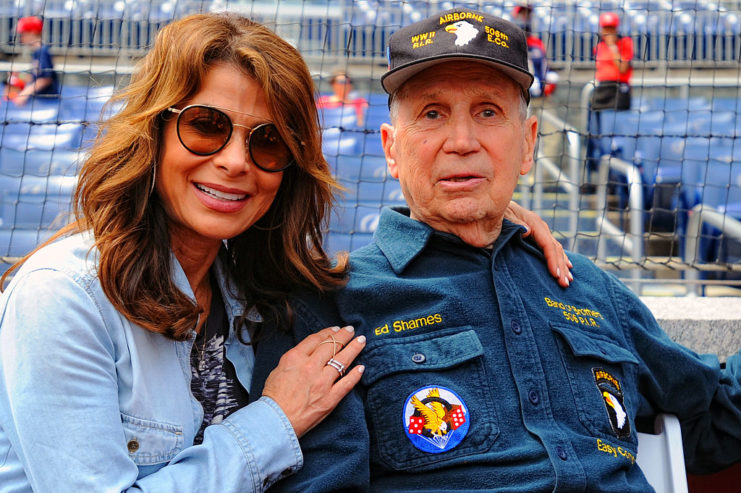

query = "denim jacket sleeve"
(610, 275), (741, 474)
(260, 289), (371, 492)
(0, 268), (301, 492)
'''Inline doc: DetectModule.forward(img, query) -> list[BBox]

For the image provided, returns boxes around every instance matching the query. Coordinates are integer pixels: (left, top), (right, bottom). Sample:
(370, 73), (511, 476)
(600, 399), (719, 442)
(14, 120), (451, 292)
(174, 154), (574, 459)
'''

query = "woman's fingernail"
(357, 335), (366, 344)
(568, 272), (574, 281)
(357, 365), (365, 374)
(556, 267), (561, 278)
(564, 278), (570, 287)
(331, 326), (341, 332)
(344, 325), (355, 333)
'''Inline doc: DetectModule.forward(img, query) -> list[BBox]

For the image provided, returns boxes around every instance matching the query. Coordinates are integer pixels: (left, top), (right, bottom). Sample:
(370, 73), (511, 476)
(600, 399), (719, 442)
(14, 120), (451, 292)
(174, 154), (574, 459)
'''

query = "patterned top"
(190, 275), (249, 444)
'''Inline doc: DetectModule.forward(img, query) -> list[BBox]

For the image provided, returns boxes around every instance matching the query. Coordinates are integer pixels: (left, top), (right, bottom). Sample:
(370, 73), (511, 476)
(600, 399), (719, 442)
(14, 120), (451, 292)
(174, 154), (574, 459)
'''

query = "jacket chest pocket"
(121, 413), (184, 477)
(551, 323), (639, 446)
(360, 328), (499, 471)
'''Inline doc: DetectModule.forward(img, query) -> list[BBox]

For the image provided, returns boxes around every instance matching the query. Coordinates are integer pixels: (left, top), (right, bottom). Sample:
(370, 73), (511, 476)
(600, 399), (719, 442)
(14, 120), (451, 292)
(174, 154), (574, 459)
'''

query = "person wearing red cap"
(594, 12), (633, 93)
(586, 12), (634, 184)
(13, 16), (59, 106)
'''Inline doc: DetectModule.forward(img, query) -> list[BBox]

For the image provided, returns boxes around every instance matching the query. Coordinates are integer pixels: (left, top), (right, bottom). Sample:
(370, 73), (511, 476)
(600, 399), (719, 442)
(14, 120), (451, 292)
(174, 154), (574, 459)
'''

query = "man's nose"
(442, 114), (481, 154)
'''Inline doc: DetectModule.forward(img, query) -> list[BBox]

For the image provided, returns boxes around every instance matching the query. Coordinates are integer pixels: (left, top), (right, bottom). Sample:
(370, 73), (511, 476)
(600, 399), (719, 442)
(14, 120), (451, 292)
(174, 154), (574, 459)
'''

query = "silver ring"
(326, 358), (346, 376)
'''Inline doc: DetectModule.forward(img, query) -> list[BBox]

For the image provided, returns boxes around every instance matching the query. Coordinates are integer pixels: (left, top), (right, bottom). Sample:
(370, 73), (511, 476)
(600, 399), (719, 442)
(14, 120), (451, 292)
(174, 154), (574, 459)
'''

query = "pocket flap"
(120, 413), (184, 465)
(361, 329), (483, 386)
(550, 323), (639, 365)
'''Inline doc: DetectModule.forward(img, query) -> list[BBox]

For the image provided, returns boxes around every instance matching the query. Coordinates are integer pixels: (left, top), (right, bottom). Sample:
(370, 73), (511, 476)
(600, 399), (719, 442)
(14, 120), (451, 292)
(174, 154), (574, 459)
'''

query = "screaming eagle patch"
(403, 385), (469, 453)
(593, 368), (631, 439)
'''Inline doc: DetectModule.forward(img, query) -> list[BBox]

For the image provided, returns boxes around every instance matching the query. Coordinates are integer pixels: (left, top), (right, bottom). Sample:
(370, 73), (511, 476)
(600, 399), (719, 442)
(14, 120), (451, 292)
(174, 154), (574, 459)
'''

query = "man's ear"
(520, 115), (538, 176)
(381, 122), (399, 178)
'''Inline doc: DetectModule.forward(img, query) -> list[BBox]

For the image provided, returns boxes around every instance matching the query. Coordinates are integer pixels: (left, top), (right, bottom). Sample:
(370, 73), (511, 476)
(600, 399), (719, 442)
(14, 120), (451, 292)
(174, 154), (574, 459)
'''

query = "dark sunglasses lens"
(177, 106), (231, 155)
(250, 124), (293, 171)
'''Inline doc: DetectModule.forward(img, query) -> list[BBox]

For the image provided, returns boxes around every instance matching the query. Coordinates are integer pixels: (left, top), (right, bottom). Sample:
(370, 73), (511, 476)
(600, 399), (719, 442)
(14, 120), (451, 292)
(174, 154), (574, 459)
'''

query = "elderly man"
(255, 9), (741, 492)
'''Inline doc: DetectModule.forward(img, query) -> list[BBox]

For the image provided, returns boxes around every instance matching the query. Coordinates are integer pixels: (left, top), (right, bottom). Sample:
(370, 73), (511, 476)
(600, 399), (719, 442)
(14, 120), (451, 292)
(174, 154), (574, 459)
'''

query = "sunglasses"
(166, 104), (295, 172)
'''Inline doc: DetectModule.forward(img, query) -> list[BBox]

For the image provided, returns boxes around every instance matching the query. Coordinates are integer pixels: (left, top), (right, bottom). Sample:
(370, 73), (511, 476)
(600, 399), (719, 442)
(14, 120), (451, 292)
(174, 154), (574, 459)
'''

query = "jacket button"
(511, 320), (522, 334)
(127, 438), (139, 453)
(556, 446), (568, 460)
(528, 389), (540, 405)
(411, 353), (426, 364)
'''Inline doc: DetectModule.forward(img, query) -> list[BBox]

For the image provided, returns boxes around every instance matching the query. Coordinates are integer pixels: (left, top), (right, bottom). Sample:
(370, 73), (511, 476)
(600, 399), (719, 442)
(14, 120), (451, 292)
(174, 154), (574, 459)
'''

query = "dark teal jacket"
(258, 207), (741, 492)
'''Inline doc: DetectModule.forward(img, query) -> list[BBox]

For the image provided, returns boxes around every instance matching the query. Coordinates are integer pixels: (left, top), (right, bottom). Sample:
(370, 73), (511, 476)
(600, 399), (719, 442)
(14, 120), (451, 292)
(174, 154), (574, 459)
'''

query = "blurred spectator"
(316, 69), (368, 126)
(586, 12), (634, 185)
(592, 12), (633, 110)
(512, 4), (558, 98)
(13, 16), (59, 106)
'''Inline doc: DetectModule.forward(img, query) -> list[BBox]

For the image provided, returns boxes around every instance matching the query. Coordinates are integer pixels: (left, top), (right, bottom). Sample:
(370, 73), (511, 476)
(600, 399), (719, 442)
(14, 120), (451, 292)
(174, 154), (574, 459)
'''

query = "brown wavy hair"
(2, 13), (347, 340)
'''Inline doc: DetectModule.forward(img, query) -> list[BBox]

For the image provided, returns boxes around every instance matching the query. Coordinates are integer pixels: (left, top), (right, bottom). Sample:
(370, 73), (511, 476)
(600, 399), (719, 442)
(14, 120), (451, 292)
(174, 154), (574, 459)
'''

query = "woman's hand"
(505, 201), (573, 287)
(262, 325), (365, 438)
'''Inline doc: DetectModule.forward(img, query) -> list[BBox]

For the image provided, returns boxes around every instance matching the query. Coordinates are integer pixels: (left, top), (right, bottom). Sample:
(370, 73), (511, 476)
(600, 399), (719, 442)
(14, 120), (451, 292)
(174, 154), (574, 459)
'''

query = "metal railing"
(684, 205), (741, 295)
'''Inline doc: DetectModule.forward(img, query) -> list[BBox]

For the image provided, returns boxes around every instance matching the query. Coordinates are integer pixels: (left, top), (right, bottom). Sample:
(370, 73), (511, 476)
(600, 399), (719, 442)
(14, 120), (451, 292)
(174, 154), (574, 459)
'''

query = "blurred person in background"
(593, 11), (633, 103)
(13, 15), (59, 106)
(0, 13), (366, 492)
(512, 3), (558, 99)
(586, 12), (634, 182)
(316, 69), (369, 126)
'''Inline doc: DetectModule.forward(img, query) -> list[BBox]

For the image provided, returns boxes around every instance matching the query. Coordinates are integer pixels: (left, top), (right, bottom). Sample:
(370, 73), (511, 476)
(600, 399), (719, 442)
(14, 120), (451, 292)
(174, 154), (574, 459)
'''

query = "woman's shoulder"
(11, 231), (99, 287)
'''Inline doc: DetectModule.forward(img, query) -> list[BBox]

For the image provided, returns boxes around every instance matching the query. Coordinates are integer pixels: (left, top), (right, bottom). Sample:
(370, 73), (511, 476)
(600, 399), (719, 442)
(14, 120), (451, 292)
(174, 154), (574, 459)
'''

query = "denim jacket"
(0, 232), (302, 492)
(266, 207), (741, 492)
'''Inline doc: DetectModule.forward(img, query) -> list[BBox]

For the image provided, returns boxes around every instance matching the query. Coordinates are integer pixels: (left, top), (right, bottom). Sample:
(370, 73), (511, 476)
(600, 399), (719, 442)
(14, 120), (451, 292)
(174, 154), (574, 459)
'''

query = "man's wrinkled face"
(381, 62), (537, 238)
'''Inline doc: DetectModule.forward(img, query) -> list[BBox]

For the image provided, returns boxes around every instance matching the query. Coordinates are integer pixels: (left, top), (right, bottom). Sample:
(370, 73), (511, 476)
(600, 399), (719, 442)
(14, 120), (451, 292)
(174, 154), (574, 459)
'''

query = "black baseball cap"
(381, 9), (534, 102)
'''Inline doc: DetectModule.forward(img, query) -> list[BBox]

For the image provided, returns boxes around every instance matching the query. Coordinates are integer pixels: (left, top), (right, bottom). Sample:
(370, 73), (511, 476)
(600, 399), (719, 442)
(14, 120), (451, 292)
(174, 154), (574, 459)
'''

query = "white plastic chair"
(636, 414), (689, 493)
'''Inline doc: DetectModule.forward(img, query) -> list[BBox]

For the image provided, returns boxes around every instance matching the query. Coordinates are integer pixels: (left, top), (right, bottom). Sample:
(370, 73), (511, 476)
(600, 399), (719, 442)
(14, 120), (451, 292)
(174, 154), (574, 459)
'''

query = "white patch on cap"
(445, 21), (479, 46)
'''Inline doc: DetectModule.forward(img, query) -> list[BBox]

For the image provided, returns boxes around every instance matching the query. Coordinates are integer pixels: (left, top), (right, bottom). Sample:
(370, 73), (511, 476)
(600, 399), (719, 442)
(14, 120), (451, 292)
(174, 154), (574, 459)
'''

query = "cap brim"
(381, 54), (534, 98)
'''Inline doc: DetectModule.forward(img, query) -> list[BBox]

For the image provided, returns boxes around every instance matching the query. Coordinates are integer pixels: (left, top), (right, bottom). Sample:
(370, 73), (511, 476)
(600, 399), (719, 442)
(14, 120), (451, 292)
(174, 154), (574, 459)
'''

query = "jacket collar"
(374, 207), (527, 274)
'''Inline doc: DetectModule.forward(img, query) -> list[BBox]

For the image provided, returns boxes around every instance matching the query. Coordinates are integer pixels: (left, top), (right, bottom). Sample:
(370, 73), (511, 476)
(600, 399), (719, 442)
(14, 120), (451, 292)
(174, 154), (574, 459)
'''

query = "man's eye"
(424, 110), (440, 119)
(481, 109), (497, 118)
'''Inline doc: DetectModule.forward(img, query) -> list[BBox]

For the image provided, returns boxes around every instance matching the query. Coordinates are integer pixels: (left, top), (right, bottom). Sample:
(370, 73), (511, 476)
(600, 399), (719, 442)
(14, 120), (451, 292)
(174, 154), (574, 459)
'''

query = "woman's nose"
(212, 130), (252, 175)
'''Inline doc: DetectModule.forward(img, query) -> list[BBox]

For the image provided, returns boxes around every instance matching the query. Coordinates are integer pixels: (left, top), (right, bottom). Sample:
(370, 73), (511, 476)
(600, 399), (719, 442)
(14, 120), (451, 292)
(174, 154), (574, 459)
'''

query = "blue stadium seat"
(699, 163), (741, 213)
(0, 98), (60, 123)
(0, 229), (54, 260)
(0, 123), (84, 151)
(322, 127), (361, 158)
(324, 231), (374, 256)
(0, 175), (77, 230)
(333, 155), (388, 182)
(59, 86), (118, 124)
(339, 179), (404, 206)
(318, 106), (359, 130)
(0, 148), (83, 177)
(328, 203), (382, 234)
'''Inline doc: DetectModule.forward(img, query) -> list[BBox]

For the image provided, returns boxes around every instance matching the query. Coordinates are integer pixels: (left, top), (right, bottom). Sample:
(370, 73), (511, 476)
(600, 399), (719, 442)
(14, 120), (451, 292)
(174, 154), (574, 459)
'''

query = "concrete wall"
(641, 297), (741, 362)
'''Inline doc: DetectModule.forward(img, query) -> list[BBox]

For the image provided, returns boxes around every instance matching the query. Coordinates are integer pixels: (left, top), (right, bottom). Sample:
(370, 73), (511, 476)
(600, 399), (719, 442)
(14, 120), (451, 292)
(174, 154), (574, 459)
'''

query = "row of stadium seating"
(2, 1), (739, 66)
(589, 98), (741, 268)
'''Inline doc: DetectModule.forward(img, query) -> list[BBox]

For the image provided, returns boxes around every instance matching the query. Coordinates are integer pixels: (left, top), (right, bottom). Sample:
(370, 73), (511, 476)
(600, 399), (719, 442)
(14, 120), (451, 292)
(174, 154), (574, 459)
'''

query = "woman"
(0, 14), (365, 492)
(316, 69), (368, 126)
(0, 12), (569, 493)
